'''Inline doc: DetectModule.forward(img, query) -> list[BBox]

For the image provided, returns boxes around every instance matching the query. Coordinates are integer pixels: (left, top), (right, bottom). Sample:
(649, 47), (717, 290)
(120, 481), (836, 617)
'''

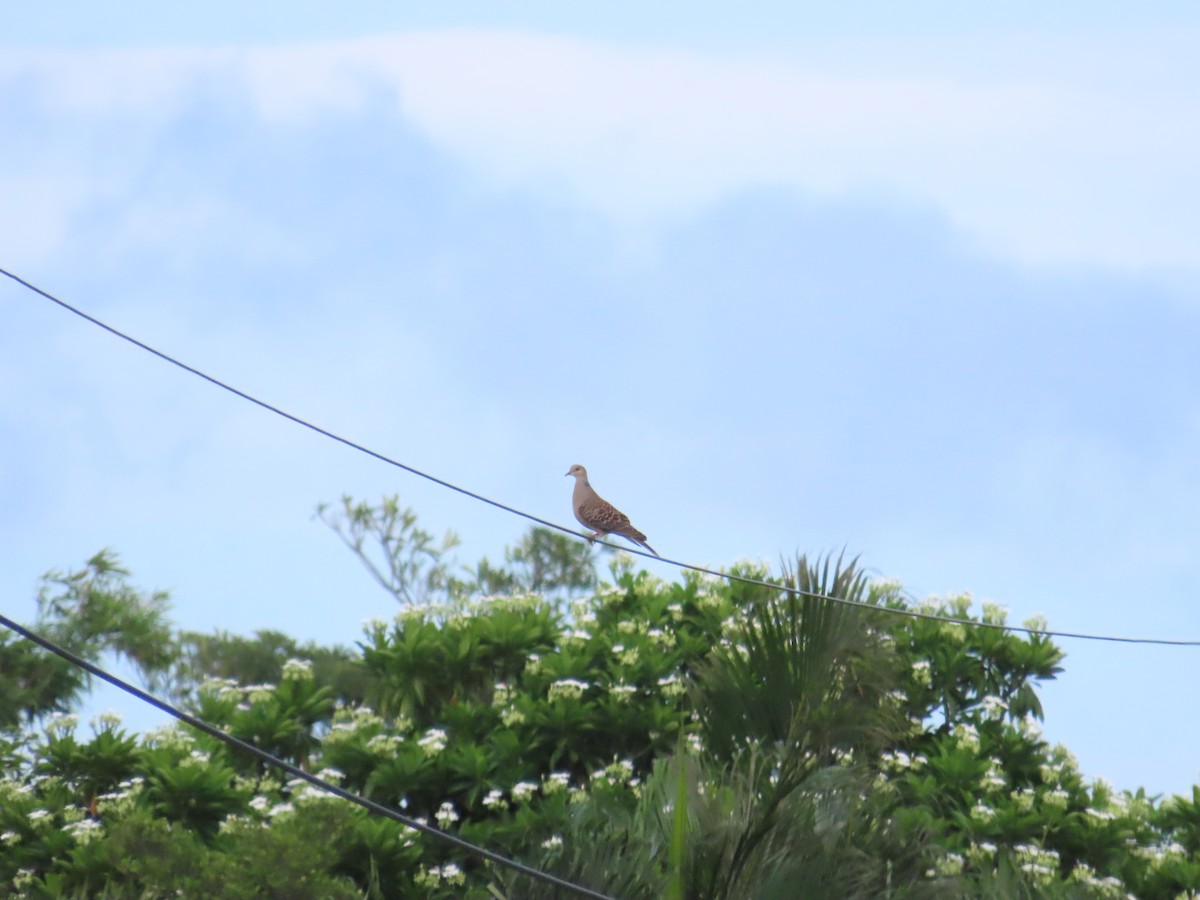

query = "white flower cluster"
(1040, 745), (1080, 786)
(482, 789), (508, 810)
(969, 802), (995, 823)
(595, 586), (626, 607)
(1067, 863), (1126, 898)
(616, 645), (640, 666)
(1013, 843), (1060, 885)
(415, 863), (465, 887)
(646, 627), (676, 649)
(324, 707), (385, 744)
(925, 852), (964, 877)
(218, 812), (250, 834)
(281, 657), (313, 681)
(418, 728), (448, 756)
(398, 603), (449, 624)
(181, 748), (212, 769)
(63, 818), (102, 845)
(199, 677), (245, 702)
(943, 593), (973, 617)
(89, 710), (124, 731)
(1105, 788), (1152, 819)
(1023, 613), (1049, 633)
(1132, 841), (1189, 869)
(953, 723), (980, 754)
(435, 801), (459, 828)
(609, 682), (638, 703)
(910, 659), (932, 687)
(366, 734), (403, 754)
(981, 602), (1010, 625)
(1043, 787), (1070, 810)
(294, 770), (342, 802)
(501, 707), (526, 727)
(979, 695), (1008, 719)
(590, 759), (635, 789)
(548, 678), (589, 702)
(45, 713), (78, 736)
(245, 683), (275, 704)
(657, 674), (685, 699)
(501, 594), (552, 614)
(493, 681), (525, 724)
(512, 781), (539, 804)
(492, 682), (511, 707)
(880, 750), (915, 772)
(981, 758), (1007, 791)
(1012, 787), (1037, 812)
(95, 777), (146, 816)
(915, 597), (944, 615)
(12, 868), (36, 889)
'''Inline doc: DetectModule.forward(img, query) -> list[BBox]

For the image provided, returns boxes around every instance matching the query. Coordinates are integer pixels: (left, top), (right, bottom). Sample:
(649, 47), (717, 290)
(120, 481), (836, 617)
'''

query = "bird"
(565, 464), (659, 556)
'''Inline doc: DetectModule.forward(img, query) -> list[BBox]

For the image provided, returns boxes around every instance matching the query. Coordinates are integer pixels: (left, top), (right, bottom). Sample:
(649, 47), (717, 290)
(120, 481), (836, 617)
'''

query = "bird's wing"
(577, 495), (633, 533)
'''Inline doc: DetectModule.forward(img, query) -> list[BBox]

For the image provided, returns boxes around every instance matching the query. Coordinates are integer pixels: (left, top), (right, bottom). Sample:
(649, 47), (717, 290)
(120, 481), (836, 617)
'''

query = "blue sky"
(2, 6), (1199, 796)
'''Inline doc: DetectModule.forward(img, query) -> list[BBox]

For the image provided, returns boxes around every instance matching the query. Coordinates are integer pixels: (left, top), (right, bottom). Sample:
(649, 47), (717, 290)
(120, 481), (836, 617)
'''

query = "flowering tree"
(1, 499), (1197, 898)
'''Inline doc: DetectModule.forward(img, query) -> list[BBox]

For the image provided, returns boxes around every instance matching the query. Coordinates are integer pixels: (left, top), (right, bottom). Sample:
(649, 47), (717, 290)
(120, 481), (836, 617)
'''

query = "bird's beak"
(564, 470), (571, 477)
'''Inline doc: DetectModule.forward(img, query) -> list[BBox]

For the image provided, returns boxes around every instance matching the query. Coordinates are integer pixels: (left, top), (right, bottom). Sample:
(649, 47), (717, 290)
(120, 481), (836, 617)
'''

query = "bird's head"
(565, 464), (588, 480)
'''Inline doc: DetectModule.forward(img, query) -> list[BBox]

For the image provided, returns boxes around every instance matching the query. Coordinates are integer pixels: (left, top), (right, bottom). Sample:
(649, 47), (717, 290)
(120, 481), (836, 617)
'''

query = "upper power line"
(4, 265), (1199, 648)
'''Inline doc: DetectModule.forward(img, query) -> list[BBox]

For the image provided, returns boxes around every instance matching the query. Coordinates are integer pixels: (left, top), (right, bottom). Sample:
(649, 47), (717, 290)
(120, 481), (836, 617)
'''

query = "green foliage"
(470, 527), (598, 599)
(498, 556), (946, 900)
(162, 628), (372, 708)
(318, 496), (599, 608)
(1, 500), (1197, 899)
(317, 495), (464, 606)
(34, 721), (140, 815)
(693, 554), (900, 764)
(0, 551), (174, 728)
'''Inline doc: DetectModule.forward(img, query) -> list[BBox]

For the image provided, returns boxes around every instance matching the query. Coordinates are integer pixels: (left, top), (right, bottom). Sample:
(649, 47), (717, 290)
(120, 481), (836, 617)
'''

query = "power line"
(4, 265), (1199, 648)
(0, 611), (615, 900)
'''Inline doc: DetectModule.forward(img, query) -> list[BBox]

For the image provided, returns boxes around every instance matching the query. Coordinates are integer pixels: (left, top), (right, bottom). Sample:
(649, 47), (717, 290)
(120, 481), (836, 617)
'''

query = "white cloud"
(3, 28), (1200, 270)
(1, 47), (213, 117)
(359, 30), (1199, 270)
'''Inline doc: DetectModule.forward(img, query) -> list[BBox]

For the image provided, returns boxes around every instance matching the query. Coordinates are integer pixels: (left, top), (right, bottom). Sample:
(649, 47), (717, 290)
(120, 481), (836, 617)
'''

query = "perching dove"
(565, 464), (659, 556)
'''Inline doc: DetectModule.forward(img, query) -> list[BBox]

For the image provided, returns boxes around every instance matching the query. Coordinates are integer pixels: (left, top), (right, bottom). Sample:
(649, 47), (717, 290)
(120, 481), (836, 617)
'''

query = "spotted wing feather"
(577, 496), (636, 536)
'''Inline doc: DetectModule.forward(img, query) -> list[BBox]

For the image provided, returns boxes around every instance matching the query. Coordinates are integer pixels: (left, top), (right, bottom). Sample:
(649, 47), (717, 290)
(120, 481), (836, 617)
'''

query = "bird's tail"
(617, 528), (659, 557)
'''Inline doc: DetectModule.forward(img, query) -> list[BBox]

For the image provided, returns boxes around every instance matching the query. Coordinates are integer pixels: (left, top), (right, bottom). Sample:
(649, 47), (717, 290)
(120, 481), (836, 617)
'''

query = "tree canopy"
(1, 497), (1197, 898)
